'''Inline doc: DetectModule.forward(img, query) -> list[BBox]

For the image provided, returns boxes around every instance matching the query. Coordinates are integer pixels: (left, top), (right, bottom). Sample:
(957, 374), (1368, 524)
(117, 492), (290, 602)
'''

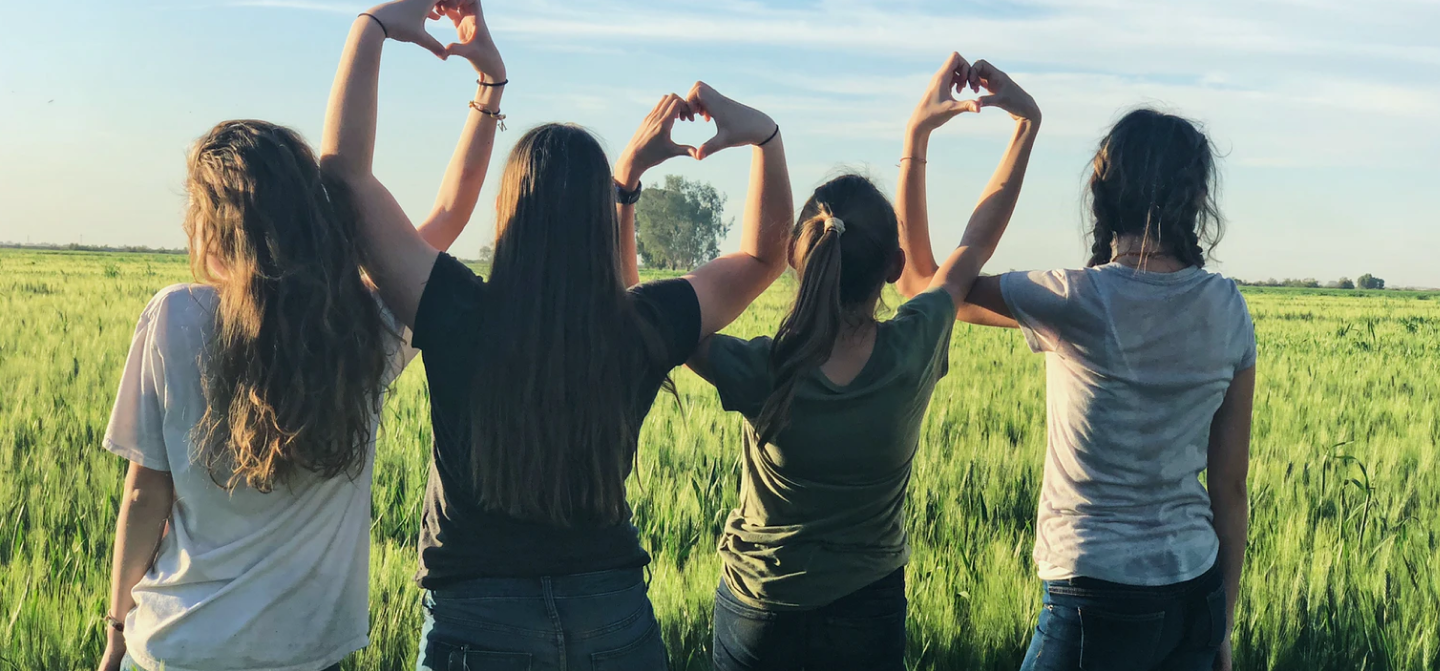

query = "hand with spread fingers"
(616, 94), (697, 189)
(438, 0), (505, 80)
(970, 59), (1041, 123)
(910, 51), (983, 133)
(363, 0), (449, 60)
(685, 82), (778, 160)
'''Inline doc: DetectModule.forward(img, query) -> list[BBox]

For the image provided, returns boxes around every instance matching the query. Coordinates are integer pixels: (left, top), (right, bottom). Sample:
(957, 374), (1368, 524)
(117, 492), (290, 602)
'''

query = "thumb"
(416, 32), (449, 60)
(693, 136), (726, 161)
(977, 94), (1000, 110)
(670, 141), (697, 159)
(949, 100), (982, 115)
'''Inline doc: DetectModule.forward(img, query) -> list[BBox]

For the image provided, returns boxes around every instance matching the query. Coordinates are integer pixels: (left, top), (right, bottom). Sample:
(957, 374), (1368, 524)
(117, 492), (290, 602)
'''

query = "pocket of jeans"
(424, 639), (532, 671)
(1204, 586), (1229, 649)
(591, 621), (668, 671)
(1077, 607), (1166, 670)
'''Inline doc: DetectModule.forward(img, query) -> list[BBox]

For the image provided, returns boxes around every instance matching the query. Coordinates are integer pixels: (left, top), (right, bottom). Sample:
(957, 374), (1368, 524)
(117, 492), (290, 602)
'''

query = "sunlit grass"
(1, 249), (1437, 670)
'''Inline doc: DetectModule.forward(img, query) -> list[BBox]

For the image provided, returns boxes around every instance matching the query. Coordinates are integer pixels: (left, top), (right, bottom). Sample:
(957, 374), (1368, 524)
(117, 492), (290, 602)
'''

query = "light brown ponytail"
(752, 174), (900, 448)
(754, 210), (846, 447)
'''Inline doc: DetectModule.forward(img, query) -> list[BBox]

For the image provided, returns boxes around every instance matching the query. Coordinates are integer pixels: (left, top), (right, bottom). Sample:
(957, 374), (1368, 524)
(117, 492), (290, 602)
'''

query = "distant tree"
(1358, 274), (1386, 290)
(1335, 277), (1355, 290)
(476, 245), (494, 265)
(635, 175), (729, 271)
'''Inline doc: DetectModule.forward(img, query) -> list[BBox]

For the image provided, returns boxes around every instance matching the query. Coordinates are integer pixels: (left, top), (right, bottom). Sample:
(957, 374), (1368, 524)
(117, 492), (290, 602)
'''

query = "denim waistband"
(429, 567), (646, 600)
(1045, 561), (1222, 599)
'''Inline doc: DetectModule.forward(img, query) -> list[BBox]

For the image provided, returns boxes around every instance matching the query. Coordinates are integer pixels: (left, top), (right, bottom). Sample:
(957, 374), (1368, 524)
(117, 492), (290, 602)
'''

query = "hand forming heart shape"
(685, 82), (778, 161)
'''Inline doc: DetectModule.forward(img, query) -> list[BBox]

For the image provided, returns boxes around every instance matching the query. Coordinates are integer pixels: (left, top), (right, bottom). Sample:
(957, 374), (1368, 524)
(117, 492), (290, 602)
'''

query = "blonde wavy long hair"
(184, 120), (390, 493)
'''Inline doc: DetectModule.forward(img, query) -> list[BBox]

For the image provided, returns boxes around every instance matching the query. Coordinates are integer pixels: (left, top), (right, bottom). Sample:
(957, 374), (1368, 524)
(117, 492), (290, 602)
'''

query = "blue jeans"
(712, 568), (907, 671)
(122, 654), (340, 671)
(1019, 562), (1227, 671)
(416, 568), (667, 671)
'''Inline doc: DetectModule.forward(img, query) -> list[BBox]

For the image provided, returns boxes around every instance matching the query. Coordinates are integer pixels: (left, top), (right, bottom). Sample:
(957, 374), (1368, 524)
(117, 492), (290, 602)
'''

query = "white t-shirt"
(104, 284), (413, 671)
(1001, 264), (1256, 586)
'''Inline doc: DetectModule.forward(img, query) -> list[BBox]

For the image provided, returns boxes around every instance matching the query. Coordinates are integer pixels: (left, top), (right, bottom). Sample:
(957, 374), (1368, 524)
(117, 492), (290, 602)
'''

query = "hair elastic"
(477, 78), (509, 88)
(358, 13), (388, 39)
(825, 217), (846, 237)
(758, 125), (781, 147)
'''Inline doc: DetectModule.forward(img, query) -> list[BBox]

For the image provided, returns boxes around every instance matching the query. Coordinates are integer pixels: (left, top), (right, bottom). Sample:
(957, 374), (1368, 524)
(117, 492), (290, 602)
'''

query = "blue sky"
(2, 0), (1437, 286)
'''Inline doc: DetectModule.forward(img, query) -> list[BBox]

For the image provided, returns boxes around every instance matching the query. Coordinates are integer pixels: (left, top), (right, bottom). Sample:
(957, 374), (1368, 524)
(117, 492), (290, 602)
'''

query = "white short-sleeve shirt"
(104, 284), (414, 671)
(1001, 264), (1257, 586)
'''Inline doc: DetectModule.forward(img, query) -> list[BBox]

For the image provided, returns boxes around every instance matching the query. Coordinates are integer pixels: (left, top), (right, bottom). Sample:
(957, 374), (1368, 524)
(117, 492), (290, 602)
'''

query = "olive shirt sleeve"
(702, 335), (776, 419)
(890, 289), (957, 379)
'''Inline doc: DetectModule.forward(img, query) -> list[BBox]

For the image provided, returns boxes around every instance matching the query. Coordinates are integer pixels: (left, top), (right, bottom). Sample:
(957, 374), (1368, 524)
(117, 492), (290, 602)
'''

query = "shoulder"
(896, 289), (956, 319)
(141, 284), (217, 327)
(1001, 268), (1087, 295)
(628, 277), (702, 348)
(709, 333), (773, 365)
(628, 277), (699, 313)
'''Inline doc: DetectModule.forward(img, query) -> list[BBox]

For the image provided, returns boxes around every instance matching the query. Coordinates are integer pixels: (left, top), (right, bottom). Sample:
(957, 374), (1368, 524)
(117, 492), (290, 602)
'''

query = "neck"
(1110, 236), (1188, 272)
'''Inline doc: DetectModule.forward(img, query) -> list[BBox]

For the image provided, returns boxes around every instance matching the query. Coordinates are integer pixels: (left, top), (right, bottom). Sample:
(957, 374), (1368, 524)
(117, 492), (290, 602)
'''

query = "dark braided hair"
(1085, 109), (1222, 268)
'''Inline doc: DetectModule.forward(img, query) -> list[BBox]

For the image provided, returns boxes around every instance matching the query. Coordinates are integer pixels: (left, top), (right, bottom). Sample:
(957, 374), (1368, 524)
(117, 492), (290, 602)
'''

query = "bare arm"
(97, 464), (174, 671)
(320, 0), (505, 326)
(1208, 365), (1255, 671)
(615, 95), (698, 287)
(416, 0), (509, 253)
(929, 113), (1039, 304)
(683, 82), (792, 337)
(896, 54), (1032, 328)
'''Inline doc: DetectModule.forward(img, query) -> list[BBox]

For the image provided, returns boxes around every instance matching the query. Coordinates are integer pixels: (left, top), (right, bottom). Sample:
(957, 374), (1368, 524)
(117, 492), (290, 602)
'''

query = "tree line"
(1238, 274), (1386, 290)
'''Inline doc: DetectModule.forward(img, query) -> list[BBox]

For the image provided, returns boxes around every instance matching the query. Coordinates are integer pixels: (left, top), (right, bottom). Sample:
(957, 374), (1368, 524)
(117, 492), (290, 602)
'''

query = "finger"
(669, 141), (696, 158)
(694, 136), (726, 161)
(976, 94), (999, 110)
(415, 32), (449, 59)
(951, 99), (982, 114)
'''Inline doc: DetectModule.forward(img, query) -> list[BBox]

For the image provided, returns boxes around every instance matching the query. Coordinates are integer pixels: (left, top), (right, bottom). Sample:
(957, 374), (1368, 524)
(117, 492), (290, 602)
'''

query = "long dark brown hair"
(470, 124), (665, 527)
(185, 120), (391, 493)
(754, 175), (900, 448)
(1086, 109), (1223, 268)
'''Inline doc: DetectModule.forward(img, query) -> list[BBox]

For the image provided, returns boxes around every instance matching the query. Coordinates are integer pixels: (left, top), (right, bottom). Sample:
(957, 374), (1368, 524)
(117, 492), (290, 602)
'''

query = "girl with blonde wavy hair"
(96, 4), (504, 669)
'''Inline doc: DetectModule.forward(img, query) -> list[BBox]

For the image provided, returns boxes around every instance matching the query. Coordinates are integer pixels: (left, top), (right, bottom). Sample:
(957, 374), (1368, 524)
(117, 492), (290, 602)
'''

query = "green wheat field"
(2, 248), (1438, 670)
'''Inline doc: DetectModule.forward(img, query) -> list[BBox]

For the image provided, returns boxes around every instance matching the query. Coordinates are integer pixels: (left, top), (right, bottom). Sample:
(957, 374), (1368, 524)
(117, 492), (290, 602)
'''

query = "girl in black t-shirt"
(321, 1), (796, 667)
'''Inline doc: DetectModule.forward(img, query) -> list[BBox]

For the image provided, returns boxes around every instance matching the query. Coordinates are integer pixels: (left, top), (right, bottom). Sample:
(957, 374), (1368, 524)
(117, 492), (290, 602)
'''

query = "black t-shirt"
(410, 253), (701, 587)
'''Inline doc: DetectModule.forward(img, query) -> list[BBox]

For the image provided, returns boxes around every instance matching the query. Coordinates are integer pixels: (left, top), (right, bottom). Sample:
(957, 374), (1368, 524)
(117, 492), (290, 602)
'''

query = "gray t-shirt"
(1001, 264), (1256, 586)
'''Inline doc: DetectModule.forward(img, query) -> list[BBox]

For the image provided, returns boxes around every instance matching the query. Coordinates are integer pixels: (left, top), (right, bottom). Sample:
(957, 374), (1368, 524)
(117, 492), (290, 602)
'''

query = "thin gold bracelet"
(468, 101), (507, 131)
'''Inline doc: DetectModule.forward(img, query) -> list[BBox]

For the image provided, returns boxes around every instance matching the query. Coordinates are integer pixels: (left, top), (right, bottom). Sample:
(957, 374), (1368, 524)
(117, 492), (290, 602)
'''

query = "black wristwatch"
(615, 180), (643, 205)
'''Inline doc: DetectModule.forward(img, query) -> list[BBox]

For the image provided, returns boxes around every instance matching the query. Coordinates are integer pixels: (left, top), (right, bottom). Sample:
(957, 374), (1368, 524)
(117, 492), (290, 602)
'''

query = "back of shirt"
(104, 285), (411, 671)
(1001, 264), (1256, 586)
(703, 290), (955, 610)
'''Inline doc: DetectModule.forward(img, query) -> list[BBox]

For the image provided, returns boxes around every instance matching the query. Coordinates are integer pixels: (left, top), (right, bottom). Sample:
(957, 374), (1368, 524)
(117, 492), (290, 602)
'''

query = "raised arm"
(97, 464), (173, 671)
(1208, 365), (1255, 671)
(681, 82), (792, 337)
(415, 0), (508, 253)
(320, 0), (504, 327)
(897, 55), (1037, 326)
(614, 95), (698, 287)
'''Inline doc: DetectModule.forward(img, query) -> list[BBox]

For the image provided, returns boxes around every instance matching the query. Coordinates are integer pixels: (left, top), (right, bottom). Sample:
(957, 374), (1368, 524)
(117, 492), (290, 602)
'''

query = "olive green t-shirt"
(703, 290), (955, 610)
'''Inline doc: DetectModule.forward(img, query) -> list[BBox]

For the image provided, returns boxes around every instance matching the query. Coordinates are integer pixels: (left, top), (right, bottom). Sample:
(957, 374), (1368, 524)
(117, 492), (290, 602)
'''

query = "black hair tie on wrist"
(477, 79), (509, 88)
(359, 12), (389, 39)
(758, 124), (781, 147)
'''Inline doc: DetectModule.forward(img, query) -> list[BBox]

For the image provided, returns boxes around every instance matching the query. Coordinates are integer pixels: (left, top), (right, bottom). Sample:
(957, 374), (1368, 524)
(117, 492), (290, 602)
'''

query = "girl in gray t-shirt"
(897, 109), (1256, 671)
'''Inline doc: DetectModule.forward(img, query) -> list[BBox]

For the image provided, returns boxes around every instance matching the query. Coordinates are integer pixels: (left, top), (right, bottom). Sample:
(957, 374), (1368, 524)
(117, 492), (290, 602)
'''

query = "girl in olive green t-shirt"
(688, 52), (1042, 671)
